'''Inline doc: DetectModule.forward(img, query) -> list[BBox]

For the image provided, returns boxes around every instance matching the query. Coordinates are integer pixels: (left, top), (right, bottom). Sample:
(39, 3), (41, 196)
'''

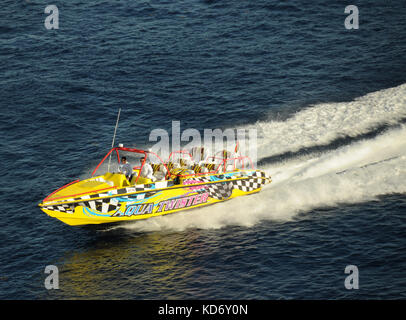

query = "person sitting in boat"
(154, 164), (168, 181)
(179, 157), (193, 169)
(191, 146), (206, 164)
(118, 156), (133, 180)
(140, 156), (156, 182)
(219, 150), (235, 172)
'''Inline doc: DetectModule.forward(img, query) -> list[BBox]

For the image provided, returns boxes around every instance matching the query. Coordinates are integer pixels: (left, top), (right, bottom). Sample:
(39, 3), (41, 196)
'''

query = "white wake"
(109, 84), (406, 232)
(254, 83), (406, 157)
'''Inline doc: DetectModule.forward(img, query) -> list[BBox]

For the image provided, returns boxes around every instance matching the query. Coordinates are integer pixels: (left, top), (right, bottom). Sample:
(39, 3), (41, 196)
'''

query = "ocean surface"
(1, 0), (406, 299)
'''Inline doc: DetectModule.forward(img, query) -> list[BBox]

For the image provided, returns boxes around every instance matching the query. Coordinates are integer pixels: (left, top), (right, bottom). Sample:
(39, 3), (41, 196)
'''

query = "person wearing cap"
(118, 156), (133, 180)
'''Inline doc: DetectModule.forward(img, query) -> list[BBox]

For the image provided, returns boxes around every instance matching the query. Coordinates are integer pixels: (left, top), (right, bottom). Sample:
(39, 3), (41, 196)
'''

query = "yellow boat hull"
(39, 171), (271, 226)
(40, 188), (259, 226)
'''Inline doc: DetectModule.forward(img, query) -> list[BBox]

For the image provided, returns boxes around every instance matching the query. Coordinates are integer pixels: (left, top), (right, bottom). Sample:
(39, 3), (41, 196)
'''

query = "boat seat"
(131, 175), (153, 185)
(204, 163), (216, 171)
(103, 172), (130, 187)
(151, 163), (161, 174)
(179, 159), (188, 167)
(166, 162), (175, 171)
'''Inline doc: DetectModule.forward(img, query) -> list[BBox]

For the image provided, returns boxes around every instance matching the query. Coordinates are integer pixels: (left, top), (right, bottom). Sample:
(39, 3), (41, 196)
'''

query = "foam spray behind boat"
(109, 84), (406, 232)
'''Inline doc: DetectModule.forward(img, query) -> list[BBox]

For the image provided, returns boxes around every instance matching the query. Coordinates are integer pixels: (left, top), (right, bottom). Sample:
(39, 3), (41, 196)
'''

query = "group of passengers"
(118, 148), (235, 183)
(118, 156), (159, 182)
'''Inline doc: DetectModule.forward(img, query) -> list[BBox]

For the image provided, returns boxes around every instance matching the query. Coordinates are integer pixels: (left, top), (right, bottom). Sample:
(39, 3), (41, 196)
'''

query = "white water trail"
(109, 84), (406, 232)
(253, 83), (406, 158)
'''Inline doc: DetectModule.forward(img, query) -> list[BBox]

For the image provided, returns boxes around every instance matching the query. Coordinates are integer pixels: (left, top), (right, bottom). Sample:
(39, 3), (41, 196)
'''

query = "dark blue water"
(1, 0), (405, 299)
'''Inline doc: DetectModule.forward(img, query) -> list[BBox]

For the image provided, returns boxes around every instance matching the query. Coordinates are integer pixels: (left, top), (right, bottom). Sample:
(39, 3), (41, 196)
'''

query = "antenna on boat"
(107, 108), (121, 172)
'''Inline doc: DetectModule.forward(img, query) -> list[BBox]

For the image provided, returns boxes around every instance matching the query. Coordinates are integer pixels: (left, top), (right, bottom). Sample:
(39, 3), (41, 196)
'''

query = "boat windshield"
(91, 146), (168, 184)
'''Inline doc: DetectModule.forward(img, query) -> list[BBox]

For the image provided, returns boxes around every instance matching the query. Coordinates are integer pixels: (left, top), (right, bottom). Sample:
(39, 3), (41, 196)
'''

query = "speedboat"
(39, 145), (272, 226)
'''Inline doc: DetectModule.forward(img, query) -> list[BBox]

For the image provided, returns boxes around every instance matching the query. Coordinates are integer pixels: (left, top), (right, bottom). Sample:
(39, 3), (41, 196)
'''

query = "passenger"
(118, 156), (133, 180)
(154, 164), (168, 181)
(221, 150), (235, 172)
(179, 158), (192, 168)
(191, 146), (206, 163)
(171, 162), (181, 170)
(140, 156), (156, 182)
(185, 159), (194, 169)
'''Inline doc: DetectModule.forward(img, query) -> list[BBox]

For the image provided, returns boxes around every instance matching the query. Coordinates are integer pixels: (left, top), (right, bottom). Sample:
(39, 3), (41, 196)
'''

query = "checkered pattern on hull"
(43, 181), (173, 214)
(44, 172), (270, 214)
(43, 200), (117, 215)
(205, 181), (234, 200)
(79, 198), (120, 213)
(232, 171), (271, 192)
(78, 190), (159, 213)
(43, 203), (76, 214)
(184, 170), (271, 201)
